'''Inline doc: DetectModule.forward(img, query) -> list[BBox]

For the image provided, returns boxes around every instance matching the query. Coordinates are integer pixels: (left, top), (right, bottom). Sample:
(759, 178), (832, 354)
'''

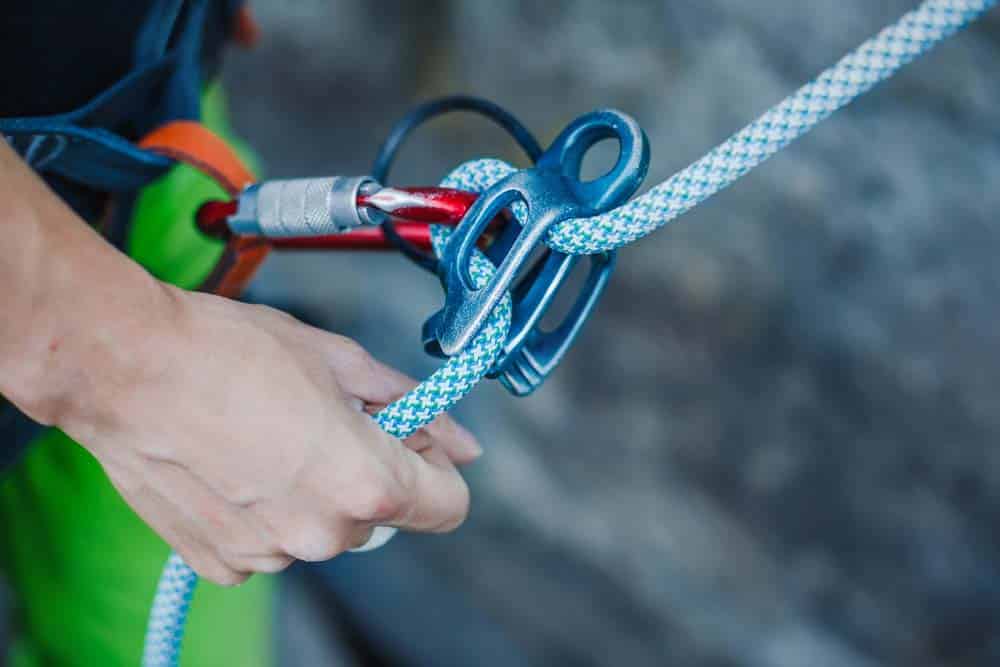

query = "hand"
(0, 139), (475, 585)
(57, 286), (480, 585)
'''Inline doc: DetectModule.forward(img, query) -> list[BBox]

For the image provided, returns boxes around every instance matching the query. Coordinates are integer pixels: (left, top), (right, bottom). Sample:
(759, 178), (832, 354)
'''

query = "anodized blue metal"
(423, 109), (649, 392)
(491, 249), (616, 396)
(422, 240), (616, 396)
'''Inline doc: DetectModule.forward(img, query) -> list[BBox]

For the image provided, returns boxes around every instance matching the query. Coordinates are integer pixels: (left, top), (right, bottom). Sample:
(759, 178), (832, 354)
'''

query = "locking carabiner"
(195, 182), (487, 251)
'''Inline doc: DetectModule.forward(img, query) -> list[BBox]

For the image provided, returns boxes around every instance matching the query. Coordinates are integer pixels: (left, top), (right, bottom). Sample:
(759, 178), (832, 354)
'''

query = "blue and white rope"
(141, 553), (199, 665)
(141, 175), (511, 667)
(454, 0), (998, 256)
(142, 1), (994, 664)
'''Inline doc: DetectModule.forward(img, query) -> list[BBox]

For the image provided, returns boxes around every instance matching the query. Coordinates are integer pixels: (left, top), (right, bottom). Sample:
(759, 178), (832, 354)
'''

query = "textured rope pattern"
(531, 0), (996, 255)
(141, 171), (510, 667)
(143, 1), (994, 663)
(142, 553), (198, 665)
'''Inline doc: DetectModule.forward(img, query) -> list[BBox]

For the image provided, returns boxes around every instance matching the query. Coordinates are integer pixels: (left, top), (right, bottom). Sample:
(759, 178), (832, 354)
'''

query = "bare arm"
(0, 140), (480, 584)
(0, 138), (174, 425)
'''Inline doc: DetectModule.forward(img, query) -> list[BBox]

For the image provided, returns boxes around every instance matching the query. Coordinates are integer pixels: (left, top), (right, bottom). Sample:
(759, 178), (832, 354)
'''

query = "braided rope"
(141, 172), (510, 666)
(142, 1), (994, 663)
(141, 553), (198, 665)
(534, 0), (996, 255)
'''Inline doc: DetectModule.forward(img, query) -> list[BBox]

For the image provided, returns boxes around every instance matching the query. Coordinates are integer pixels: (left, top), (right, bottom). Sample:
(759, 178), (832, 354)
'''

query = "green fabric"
(129, 83), (258, 290)
(0, 84), (273, 666)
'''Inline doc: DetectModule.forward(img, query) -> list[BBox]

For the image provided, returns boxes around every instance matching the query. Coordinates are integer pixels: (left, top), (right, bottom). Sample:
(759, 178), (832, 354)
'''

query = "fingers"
(115, 432), (469, 583)
(399, 445), (470, 532)
(273, 515), (374, 562)
(325, 335), (414, 403)
(326, 335), (482, 463)
(361, 429), (471, 533)
(322, 337), (474, 531)
(407, 413), (482, 465)
(178, 548), (252, 587)
(85, 301), (480, 590)
(109, 474), (254, 586)
(116, 459), (299, 584)
(349, 525), (397, 553)
(225, 554), (294, 575)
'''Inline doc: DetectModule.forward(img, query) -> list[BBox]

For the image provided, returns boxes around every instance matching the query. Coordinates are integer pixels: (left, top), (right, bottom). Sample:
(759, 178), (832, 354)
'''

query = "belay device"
(424, 109), (649, 394)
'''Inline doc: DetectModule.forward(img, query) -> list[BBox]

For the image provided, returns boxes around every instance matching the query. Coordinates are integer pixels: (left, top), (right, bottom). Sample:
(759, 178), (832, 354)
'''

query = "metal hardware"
(423, 108), (649, 392)
(423, 246), (616, 396)
(492, 250), (615, 395)
(227, 176), (383, 237)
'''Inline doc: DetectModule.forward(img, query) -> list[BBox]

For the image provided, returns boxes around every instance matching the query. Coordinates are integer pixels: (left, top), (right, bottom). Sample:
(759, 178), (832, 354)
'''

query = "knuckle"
(279, 522), (347, 562)
(257, 556), (295, 574)
(345, 473), (405, 524)
(354, 488), (402, 524)
(195, 556), (248, 587)
(229, 554), (294, 575)
(214, 569), (250, 587)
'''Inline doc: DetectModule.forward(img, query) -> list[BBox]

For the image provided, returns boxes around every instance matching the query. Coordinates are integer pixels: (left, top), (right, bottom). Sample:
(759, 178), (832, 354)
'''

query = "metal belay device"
(423, 109), (650, 395)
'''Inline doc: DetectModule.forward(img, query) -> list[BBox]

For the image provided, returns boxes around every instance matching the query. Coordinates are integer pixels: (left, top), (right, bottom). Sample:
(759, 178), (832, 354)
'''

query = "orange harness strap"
(138, 121), (269, 298)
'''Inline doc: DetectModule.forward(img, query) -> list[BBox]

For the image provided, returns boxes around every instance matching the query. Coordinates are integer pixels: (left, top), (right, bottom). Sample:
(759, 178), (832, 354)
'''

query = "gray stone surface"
(224, 2), (1000, 665)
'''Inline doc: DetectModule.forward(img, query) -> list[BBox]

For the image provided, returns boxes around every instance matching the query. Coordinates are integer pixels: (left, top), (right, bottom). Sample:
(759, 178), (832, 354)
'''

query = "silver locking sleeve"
(228, 176), (383, 237)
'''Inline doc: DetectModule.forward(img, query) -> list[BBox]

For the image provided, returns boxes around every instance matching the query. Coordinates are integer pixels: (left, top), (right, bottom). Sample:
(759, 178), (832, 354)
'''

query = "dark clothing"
(0, 2), (154, 118)
(1, 1), (236, 118)
(0, 0), (241, 471)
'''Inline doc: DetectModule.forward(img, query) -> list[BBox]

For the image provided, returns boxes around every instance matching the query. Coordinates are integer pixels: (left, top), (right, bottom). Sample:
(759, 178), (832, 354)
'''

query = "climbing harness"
(140, 1), (996, 664)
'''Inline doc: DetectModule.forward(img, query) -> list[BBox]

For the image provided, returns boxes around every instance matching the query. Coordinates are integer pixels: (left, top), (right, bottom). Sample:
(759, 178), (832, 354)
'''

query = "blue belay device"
(423, 109), (650, 395)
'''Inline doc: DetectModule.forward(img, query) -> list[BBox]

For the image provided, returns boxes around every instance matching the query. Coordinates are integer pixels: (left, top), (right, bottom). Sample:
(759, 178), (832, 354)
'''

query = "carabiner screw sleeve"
(227, 176), (384, 238)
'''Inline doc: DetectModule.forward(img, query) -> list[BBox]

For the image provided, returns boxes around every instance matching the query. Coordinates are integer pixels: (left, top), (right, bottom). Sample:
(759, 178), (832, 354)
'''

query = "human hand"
(55, 286), (479, 585)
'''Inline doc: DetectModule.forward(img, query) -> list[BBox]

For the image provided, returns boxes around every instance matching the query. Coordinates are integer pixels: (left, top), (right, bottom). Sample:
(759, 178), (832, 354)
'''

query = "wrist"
(0, 139), (186, 442)
(2, 235), (179, 437)
(56, 277), (181, 439)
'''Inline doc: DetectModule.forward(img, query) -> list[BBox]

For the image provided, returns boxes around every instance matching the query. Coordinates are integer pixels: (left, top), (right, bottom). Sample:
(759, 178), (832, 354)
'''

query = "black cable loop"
(371, 95), (542, 274)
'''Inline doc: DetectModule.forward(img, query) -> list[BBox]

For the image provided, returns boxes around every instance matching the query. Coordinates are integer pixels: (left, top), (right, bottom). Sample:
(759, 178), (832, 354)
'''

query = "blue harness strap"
(0, 0), (220, 193)
(2, 118), (175, 192)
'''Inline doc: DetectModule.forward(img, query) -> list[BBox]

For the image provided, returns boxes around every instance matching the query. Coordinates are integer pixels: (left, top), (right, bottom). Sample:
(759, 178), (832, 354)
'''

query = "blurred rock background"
(223, 2), (1000, 666)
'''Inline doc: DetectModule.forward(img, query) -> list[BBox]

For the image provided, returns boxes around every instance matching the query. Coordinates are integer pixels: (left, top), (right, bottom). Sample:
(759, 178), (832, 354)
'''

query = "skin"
(0, 139), (481, 586)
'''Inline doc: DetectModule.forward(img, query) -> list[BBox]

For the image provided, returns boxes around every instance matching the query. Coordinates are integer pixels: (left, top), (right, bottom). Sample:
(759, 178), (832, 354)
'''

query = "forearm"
(0, 139), (174, 430)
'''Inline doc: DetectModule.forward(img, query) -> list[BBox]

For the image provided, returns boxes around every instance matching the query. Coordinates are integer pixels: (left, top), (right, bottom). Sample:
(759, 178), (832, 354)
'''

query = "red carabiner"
(196, 186), (495, 252)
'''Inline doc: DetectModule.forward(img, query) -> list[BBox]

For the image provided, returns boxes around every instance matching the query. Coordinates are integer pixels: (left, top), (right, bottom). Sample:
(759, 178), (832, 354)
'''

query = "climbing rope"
(142, 1), (996, 664)
(142, 186), (512, 666)
(458, 0), (998, 256)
